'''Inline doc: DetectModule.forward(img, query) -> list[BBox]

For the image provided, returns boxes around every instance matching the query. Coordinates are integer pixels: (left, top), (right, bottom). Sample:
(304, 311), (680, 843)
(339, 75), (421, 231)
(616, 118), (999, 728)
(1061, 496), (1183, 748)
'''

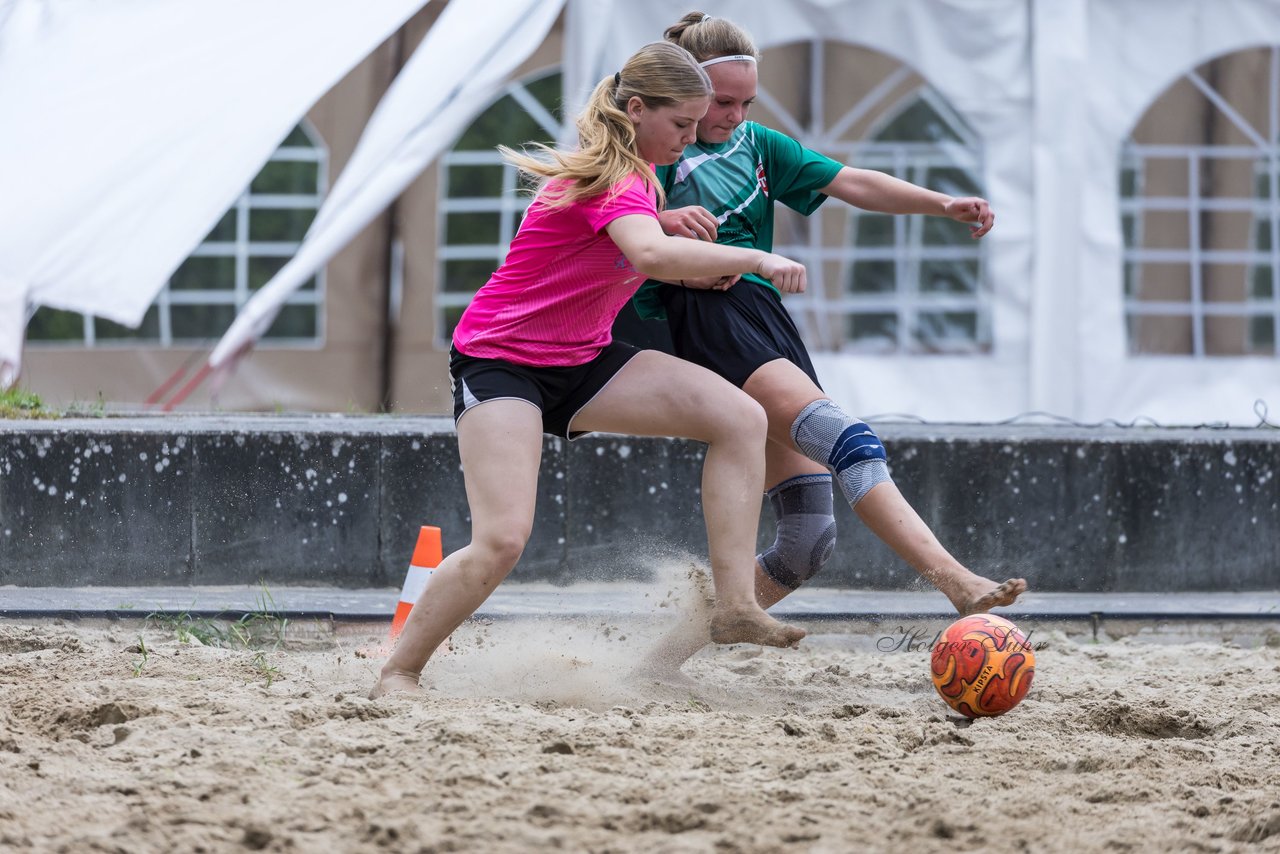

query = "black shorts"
(449, 342), (641, 440)
(657, 281), (823, 389)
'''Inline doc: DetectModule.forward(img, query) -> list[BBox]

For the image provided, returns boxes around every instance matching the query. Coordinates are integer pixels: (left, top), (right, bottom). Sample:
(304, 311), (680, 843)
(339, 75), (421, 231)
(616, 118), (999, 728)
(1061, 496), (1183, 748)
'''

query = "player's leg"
(635, 439), (830, 676)
(372, 399), (544, 697)
(849, 482), (1025, 614)
(571, 349), (805, 649)
(754, 441), (836, 607)
(743, 357), (1026, 614)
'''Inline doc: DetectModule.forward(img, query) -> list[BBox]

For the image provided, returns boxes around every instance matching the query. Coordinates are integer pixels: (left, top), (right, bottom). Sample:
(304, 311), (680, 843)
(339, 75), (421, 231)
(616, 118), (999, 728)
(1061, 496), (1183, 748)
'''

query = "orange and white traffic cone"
(389, 525), (442, 643)
(360, 525), (443, 658)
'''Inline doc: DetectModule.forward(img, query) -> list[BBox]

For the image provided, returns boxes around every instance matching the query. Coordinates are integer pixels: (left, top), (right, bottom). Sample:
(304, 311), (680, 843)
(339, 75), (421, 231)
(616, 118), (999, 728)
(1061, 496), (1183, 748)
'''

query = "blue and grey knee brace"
(757, 474), (837, 590)
(790, 399), (891, 507)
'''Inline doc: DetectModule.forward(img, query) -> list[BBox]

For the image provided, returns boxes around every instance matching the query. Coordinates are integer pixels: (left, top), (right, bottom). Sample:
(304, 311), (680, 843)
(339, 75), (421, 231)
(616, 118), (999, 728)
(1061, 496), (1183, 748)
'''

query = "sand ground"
(1, 585), (1279, 853)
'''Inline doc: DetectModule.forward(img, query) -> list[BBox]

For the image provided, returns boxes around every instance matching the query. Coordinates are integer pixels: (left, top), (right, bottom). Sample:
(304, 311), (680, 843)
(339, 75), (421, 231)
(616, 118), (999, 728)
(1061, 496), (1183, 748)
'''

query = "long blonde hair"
(663, 11), (760, 63)
(501, 42), (711, 208)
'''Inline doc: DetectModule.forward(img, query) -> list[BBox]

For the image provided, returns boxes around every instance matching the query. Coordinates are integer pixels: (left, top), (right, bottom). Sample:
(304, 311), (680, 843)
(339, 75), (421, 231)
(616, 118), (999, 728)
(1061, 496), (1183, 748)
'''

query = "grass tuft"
(142, 582), (290, 686)
(0, 386), (53, 419)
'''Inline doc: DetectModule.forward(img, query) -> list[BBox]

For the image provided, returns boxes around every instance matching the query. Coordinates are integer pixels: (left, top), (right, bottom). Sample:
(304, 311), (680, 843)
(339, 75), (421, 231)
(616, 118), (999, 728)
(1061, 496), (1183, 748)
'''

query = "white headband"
(699, 54), (757, 68)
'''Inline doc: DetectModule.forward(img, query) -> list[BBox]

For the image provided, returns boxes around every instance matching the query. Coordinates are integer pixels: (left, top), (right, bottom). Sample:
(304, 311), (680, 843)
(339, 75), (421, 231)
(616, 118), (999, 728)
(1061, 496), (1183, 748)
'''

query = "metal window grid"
(435, 72), (563, 345)
(758, 47), (989, 355)
(1119, 46), (1280, 357)
(1122, 153), (1280, 356)
(62, 124), (327, 347)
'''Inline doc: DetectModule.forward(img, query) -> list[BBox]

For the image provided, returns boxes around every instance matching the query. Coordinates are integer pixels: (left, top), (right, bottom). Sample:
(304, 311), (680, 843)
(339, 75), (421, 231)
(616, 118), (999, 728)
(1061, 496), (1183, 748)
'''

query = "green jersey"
(633, 121), (843, 320)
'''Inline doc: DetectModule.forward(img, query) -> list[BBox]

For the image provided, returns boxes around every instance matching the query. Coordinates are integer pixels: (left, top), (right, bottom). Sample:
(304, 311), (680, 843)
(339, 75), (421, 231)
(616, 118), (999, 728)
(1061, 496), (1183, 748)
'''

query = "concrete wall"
(1, 417), (1277, 592)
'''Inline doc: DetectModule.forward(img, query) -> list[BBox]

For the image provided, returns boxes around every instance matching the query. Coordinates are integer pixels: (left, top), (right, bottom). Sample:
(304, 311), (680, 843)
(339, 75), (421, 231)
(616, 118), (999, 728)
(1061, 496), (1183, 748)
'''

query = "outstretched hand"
(944, 196), (995, 238)
(658, 205), (719, 242)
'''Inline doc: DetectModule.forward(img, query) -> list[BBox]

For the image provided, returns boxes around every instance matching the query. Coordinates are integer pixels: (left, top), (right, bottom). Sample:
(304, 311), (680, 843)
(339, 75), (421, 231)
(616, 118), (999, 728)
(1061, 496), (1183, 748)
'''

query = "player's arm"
(821, 166), (995, 238)
(653, 206), (736, 289)
(606, 214), (805, 293)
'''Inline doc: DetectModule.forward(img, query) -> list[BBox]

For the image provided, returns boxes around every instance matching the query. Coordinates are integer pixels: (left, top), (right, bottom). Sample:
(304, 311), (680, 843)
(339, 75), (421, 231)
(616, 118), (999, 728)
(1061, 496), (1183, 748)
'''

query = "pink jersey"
(452, 173), (658, 366)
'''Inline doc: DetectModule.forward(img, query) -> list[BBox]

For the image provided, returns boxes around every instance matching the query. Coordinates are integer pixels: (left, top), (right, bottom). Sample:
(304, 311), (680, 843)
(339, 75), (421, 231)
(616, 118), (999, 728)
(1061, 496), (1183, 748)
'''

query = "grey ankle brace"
(757, 474), (836, 590)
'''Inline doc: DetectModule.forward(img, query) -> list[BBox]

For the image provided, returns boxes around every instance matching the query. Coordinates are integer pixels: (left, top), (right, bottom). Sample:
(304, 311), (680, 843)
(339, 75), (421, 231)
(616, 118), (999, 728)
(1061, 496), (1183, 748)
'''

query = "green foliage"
(146, 583), (289, 651)
(0, 386), (52, 419)
(143, 583), (289, 687)
(131, 635), (150, 677)
(62, 392), (107, 418)
(250, 651), (281, 687)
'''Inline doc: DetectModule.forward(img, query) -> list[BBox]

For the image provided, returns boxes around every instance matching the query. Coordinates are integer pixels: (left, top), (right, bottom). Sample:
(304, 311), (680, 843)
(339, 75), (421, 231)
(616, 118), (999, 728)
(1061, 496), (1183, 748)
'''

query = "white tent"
(206, 0), (566, 370)
(0, 0), (430, 387)
(4, 0), (1280, 425)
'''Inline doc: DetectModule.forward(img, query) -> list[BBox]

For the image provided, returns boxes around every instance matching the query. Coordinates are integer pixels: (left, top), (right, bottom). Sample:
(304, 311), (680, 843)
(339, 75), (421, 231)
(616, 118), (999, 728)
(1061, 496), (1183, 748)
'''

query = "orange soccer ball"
(930, 613), (1036, 717)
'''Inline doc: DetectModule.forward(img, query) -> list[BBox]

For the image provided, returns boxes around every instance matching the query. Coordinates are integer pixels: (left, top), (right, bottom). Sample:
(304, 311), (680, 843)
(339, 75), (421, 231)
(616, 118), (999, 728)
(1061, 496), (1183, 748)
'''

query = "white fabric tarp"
(207, 0), (566, 369)
(7, 0), (1280, 425)
(619, 0), (1280, 426)
(0, 0), (429, 387)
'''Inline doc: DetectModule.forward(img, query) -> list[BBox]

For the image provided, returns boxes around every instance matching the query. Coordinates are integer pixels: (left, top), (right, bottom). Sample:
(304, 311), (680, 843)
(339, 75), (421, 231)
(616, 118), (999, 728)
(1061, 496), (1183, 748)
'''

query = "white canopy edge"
(206, 0), (566, 369)
(0, 0), (431, 388)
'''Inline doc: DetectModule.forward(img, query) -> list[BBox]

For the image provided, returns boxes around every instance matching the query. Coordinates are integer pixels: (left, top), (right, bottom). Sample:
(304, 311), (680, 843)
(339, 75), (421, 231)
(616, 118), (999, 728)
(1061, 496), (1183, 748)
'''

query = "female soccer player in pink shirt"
(372, 42), (809, 698)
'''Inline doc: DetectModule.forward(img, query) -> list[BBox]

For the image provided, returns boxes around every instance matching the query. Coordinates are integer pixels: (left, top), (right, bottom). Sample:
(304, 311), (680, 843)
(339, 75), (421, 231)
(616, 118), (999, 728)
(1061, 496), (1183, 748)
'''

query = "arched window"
(436, 69), (564, 341)
(1120, 45), (1280, 357)
(27, 122), (327, 346)
(754, 40), (990, 354)
(847, 91), (988, 354)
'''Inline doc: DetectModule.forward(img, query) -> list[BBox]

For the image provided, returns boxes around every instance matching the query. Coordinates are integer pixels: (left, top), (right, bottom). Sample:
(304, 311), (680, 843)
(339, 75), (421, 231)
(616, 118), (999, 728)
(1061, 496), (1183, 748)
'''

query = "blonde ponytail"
(502, 42), (711, 208)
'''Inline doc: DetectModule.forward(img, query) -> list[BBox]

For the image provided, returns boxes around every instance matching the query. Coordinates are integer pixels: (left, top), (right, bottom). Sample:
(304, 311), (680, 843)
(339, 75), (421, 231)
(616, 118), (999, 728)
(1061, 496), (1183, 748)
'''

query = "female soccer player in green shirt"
(631, 13), (1025, 669)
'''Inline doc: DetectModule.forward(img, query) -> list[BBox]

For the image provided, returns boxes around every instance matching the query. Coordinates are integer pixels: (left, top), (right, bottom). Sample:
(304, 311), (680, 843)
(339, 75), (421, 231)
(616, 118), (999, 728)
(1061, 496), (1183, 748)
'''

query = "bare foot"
(368, 668), (423, 699)
(709, 604), (805, 649)
(959, 577), (1027, 616)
